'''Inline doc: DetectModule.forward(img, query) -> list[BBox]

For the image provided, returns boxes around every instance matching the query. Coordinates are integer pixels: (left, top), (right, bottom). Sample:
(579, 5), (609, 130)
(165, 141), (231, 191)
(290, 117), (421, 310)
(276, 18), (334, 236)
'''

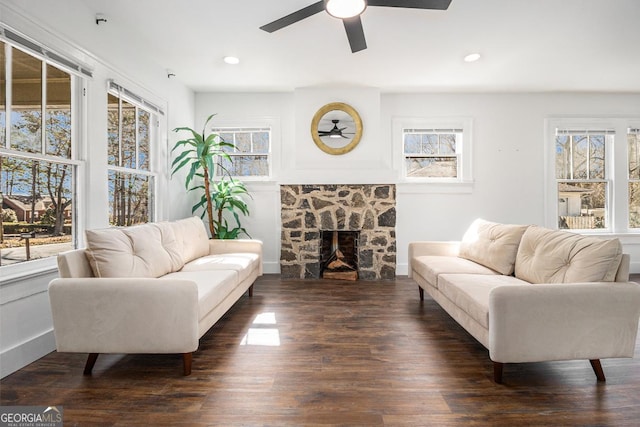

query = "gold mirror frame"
(310, 102), (363, 155)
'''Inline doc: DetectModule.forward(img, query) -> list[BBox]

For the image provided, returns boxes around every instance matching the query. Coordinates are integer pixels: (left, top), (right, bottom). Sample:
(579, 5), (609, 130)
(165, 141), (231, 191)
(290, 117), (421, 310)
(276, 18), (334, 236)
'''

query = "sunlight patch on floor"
(239, 312), (280, 346)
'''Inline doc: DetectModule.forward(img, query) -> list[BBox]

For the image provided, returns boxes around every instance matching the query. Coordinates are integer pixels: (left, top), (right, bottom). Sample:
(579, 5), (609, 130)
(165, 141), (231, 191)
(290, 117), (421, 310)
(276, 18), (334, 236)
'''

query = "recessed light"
(464, 53), (481, 63)
(223, 56), (240, 65)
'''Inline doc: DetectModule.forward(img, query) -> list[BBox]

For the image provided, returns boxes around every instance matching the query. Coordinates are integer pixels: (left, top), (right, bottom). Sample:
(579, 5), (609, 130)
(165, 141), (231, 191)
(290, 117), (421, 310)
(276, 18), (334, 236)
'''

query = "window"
(547, 118), (640, 234)
(1, 39), (81, 267)
(628, 128), (640, 228)
(555, 129), (611, 230)
(403, 128), (461, 178)
(107, 84), (157, 226)
(213, 127), (271, 177)
(393, 117), (472, 188)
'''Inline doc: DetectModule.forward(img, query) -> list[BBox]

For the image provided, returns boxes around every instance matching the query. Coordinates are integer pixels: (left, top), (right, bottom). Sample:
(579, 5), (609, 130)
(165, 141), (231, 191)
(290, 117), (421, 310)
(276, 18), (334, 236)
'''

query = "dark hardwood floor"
(2, 274), (640, 426)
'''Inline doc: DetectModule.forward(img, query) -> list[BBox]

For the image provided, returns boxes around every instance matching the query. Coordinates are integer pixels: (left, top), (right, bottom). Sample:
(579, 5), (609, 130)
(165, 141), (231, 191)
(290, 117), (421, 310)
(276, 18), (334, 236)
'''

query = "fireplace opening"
(320, 230), (359, 281)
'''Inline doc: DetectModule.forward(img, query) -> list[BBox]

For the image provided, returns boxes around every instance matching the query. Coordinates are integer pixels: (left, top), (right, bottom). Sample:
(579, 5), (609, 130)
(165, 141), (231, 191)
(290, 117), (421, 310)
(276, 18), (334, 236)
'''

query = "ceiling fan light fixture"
(325, 0), (367, 19)
(464, 53), (481, 63)
(223, 56), (240, 65)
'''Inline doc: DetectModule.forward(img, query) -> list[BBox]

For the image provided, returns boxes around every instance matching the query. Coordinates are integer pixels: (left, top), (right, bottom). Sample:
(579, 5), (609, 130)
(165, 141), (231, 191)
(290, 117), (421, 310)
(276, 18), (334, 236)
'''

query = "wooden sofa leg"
(248, 284), (254, 297)
(493, 362), (504, 384)
(84, 353), (99, 375)
(590, 359), (606, 382)
(183, 353), (193, 376)
(418, 286), (424, 301)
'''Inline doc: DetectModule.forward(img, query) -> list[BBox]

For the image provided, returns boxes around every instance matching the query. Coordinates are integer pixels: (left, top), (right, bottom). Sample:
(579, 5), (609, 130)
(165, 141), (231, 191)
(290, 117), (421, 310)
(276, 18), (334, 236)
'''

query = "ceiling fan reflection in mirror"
(260, 0), (453, 53)
(319, 119), (354, 139)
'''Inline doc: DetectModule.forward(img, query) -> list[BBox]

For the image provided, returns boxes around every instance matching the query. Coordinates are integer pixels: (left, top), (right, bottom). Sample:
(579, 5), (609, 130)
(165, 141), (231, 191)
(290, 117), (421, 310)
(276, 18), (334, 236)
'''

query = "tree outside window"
(214, 128), (270, 177)
(628, 129), (640, 228)
(1, 40), (77, 266)
(403, 129), (461, 178)
(106, 87), (155, 226)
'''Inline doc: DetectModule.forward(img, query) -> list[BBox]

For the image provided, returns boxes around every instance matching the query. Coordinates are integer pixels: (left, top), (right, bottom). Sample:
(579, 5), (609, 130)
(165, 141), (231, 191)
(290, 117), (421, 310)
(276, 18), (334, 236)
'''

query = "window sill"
(397, 180), (474, 194)
(243, 180), (279, 192)
(0, 257), (59, 286)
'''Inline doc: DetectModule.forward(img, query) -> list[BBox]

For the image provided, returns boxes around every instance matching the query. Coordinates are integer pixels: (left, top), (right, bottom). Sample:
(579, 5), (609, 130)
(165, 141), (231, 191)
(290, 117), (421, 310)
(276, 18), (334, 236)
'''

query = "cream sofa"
(48, 216), (262, 376)
(409, 219), (640, 383)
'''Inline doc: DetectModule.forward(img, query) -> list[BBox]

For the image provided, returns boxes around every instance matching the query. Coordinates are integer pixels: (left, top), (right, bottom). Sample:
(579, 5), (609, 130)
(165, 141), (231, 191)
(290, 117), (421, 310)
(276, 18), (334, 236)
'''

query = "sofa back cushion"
(169, 216), (210, 264)
(85, 224), (175, 278)
(515, 226), (623, 283)
(458, 219), (529, 275)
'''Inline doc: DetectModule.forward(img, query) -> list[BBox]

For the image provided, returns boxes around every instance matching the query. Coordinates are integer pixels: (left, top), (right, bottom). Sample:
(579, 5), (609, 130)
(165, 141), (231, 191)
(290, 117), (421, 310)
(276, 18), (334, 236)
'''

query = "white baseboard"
(0, 329), (56, 379)
(262, 261), (280, 274)
(396, 263), (409, 276)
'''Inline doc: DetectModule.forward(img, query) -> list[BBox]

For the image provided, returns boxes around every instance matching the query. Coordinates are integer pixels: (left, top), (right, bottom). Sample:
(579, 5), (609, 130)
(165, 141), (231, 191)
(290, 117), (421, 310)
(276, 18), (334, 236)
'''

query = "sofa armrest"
(489, 282), (640, 363)
(208, 239), (263, 275)
(408, 241), (460, 278)
(48, 278), (199, 354)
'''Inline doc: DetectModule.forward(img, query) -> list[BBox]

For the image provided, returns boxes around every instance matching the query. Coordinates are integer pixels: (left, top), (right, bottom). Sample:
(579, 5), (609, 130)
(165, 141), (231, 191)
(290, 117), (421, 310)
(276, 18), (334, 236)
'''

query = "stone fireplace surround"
(280, 184), (396, 280)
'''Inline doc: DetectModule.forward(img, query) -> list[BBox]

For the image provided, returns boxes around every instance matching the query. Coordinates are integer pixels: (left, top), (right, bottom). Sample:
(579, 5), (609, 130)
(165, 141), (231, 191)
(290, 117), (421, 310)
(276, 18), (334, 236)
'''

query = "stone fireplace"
(280, 184), (396, 280)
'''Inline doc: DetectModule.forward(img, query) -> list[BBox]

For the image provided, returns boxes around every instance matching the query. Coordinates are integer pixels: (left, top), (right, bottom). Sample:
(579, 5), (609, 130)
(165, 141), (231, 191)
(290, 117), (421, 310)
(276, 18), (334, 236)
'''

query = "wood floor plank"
(1, 274), (640, 426)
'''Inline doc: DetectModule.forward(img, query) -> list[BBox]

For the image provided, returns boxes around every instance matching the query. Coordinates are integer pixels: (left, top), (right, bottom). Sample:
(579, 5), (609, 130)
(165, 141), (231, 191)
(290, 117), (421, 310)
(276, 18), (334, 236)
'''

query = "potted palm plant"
(171, 114), (251, 239)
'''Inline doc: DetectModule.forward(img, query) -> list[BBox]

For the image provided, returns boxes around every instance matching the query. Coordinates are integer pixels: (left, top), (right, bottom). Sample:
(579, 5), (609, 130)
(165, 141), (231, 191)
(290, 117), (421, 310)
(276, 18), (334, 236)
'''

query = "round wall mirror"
(310, 102), (363, 155)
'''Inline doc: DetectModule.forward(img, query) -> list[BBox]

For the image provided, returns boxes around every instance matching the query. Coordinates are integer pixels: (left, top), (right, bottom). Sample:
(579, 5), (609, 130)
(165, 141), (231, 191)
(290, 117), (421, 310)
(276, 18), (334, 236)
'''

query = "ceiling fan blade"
(367, 0), (452, 10)
(343, 16), (367, 53)
(260, 1), (325, 33)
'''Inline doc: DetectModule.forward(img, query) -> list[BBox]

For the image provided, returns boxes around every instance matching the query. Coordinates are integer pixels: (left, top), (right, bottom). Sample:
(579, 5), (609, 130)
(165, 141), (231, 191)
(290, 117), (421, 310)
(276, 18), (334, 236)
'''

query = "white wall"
(195, 91), (640, 275)
(0, 1), (194, 378)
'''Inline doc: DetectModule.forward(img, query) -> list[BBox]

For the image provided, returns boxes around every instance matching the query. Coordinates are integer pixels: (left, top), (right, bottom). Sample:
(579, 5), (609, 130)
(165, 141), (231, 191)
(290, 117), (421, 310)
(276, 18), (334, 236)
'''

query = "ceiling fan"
(319, 119), (354, 139)
(260, 0), (452, 53)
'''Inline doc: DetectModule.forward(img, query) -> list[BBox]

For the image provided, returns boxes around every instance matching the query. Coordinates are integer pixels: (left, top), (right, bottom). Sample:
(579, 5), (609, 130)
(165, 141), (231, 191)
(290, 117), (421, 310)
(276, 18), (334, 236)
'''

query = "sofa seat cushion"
(181, 253), (260, 283)
(515, 226), (623, 283)
(459, 219), (529, 275)
(412, 256), (499, 289)
(438, 273), (531, 329)
(160, 270), (238, 321)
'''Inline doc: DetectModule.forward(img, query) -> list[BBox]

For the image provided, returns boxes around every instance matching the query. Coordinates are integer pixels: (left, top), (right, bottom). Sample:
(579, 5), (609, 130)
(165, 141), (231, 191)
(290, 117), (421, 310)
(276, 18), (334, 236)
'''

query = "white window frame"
(544, 117), (640, 234)
(629, 127), (640, 230)
(393, 117), (473, 193)
(212, 127), (272, 179)
(0, 36), (86, 277)
(106, 84), (159, 226)
(208, 117), (280, 182)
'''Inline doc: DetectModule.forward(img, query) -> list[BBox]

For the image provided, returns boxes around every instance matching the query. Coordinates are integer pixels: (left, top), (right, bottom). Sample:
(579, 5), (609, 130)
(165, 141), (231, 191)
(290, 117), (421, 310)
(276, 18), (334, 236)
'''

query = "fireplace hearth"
(280, 184), (396, 280)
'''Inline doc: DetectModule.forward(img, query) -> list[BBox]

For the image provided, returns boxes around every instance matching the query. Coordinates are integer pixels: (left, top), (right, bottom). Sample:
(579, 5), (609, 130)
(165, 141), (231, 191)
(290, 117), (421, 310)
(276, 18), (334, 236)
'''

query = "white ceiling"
(47, 0), (640, 93)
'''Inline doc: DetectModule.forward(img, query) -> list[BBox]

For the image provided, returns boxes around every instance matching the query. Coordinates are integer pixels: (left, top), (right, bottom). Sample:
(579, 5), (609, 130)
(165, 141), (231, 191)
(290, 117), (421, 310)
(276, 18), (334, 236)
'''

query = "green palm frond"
(171, 114), (251, 239)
